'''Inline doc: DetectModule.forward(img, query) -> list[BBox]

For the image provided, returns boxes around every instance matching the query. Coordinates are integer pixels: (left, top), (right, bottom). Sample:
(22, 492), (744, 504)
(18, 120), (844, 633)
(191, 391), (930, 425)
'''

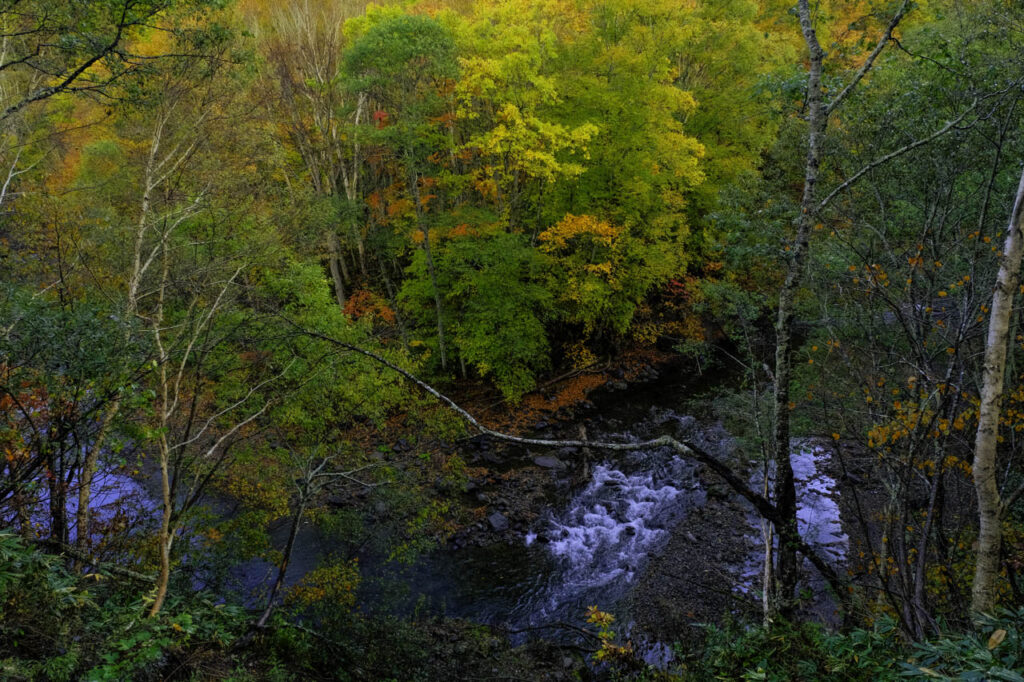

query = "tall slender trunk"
(47, 445), (68, 546)
(353, 225), (368, 279)
(912, 470), (941, 636)
(149, 434), (174, 617)
(972, 167), (1024, 615)
(761, 474), (775, 624)
(346, 94), (368, 280)
(78, 117), (167, 559)
(149, 229), (173, 618)
(328, 230), (347, 308)
(769, 0), (827, 618)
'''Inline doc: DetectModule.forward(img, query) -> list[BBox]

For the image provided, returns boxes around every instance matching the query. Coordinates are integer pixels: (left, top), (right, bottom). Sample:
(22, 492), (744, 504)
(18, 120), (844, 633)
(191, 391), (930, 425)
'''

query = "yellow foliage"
(538, 214), (621, 253)
(286, 559), (361, 610)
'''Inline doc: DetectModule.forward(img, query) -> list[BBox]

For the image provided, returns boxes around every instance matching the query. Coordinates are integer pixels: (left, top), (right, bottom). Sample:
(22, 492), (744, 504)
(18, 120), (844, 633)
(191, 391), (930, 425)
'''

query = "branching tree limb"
(295, 324), (850, 605)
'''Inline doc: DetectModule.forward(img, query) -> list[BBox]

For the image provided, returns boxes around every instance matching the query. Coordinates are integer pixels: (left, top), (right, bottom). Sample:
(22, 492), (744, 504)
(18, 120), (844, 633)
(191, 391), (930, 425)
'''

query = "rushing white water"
(521, 453), (701, 625)
(792, 442), (848, 564)
(545, 463), (684, 582)
(739, 440), (848, 598)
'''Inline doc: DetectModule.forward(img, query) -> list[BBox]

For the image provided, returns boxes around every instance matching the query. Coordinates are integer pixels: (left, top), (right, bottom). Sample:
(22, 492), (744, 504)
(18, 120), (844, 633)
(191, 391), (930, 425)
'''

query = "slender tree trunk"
(75, 404), (119, 559)
(762, 474), (775, 625)
(257, 492), (307, 629)
(353, 225), (368, 279)
(420, 226), (448, 370)
(912, 470), (941, 636)
(972, 166), (1024, 615)
(328, 230), (347, 308)
(149, 230), (173, 618)
(47, 446), (68, 546)
(769, 0), (827, 618)
(149, 434), (174, 617)
(766, 0), (910, 617)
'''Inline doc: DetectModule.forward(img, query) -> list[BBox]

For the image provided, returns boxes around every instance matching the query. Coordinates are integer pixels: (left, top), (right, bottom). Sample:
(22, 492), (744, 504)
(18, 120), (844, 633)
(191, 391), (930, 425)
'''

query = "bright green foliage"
(540, 0), (706, 236)
(401, 230), (552, 398)
(672, 0), (788, 218)
(344, 11), (458, 151)
(695, 618), (903, 681)
(256, 256), (412, 436)
(454, 0), (599, 227)
(692, 611), (1024, 682)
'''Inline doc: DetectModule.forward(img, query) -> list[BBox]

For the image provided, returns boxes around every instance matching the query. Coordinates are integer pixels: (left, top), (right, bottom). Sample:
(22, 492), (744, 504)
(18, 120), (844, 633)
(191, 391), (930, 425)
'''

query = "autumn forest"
(3, 0), (1024, 679)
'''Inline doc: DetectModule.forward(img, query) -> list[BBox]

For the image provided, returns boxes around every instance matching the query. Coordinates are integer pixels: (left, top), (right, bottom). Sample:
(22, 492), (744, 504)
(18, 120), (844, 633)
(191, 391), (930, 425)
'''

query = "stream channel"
(238, 360), (849, 660)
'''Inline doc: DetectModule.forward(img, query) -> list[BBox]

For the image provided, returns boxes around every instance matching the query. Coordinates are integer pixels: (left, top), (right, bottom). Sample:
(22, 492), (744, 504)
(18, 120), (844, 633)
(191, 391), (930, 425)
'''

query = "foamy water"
(522, 452), (701, 624)
(739, 440), (848, 595)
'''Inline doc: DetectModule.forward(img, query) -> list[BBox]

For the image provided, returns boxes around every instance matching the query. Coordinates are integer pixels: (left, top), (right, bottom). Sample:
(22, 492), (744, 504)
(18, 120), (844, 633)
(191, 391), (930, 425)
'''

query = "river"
(226, 360), (850, 660)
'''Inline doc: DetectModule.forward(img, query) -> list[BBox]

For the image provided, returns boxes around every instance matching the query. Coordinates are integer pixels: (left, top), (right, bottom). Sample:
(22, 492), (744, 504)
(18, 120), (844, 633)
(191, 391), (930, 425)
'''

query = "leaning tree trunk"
(257, 489), (307, 628)
(75, 404), (119, 560)
(972, 166), (1024, 616)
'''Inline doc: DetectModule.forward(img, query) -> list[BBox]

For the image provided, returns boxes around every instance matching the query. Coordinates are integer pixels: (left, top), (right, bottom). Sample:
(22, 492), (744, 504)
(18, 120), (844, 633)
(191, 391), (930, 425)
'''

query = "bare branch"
(825, 0), (911, 116)
(816, 101), (977, 215)
(294, 323), (848, 595)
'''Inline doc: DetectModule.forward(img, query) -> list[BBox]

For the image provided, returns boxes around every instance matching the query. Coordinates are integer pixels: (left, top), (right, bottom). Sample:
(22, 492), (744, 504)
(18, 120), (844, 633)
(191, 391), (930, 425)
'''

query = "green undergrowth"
(4, 530), (1024, 681)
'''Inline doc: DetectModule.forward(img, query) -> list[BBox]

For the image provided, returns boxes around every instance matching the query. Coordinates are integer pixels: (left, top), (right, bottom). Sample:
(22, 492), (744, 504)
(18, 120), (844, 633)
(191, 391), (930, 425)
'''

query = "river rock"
(488, 511), (509, 531)
(533, 455), (566, 470)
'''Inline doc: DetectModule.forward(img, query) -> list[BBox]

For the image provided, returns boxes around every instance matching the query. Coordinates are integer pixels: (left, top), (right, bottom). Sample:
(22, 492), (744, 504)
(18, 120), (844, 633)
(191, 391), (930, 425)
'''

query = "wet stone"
(488, 511), (509, 531)
(533, 455), (566, 470)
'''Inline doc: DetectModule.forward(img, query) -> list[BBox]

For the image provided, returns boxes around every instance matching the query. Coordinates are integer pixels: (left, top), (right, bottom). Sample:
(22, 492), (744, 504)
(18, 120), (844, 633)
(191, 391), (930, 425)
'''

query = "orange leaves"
(538, 214), (621, 253)
(449, 223), (477, 238)
(344, 289), (397, 324)
(386, 197), (414, 219)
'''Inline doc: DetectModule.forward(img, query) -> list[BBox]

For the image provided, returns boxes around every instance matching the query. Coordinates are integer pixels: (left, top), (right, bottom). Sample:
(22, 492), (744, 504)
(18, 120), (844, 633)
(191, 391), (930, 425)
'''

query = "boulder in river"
(488, 511), (509, 531)
(533, 455), (566, 470)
